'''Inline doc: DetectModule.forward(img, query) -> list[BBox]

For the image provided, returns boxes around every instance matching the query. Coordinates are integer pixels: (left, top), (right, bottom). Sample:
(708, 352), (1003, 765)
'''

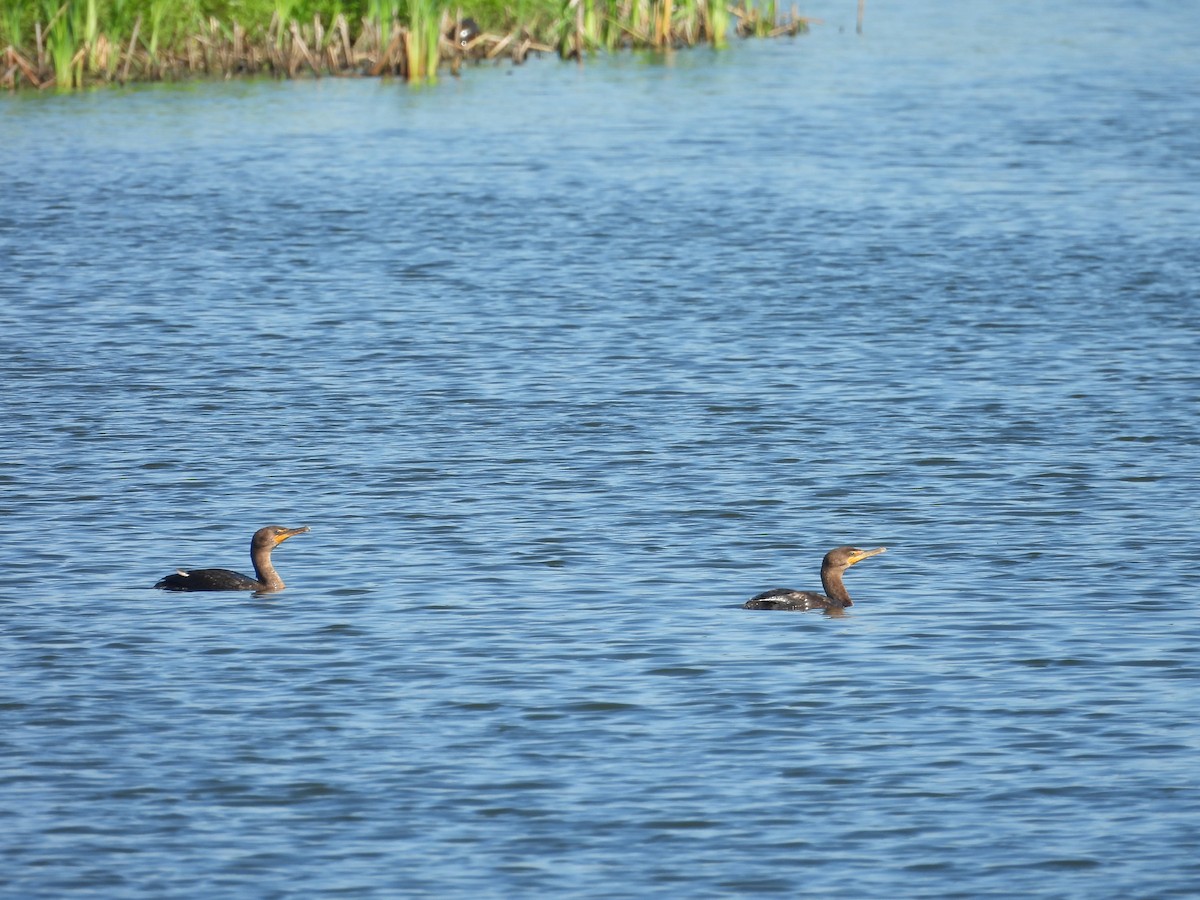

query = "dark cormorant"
(744, 546), (886, 611)
(450, 17), (480, 47)
(154, 525), (310, 593)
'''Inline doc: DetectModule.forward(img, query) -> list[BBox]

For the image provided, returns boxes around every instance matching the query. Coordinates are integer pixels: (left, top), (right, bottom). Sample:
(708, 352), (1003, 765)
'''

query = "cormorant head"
(825, 545), (886, 570)
(252, 525), (311, 550)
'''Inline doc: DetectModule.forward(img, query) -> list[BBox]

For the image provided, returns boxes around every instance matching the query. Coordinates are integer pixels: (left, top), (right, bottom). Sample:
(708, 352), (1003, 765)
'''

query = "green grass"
(1, 0), (808, 89)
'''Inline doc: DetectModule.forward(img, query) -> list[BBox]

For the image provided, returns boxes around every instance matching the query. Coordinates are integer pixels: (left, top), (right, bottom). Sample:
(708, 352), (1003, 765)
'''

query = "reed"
(2, 4), (27, 49)
(272, 0), (299, 48)
(677, 0), (702, 47)
(654, 0), (672, 48)
(404, 0), (441, 80)
(555, 0), (600, 59)
(705, 0), (729, 48)
(39, 0), (79, 88)
(83, 0), (100, 69)
(146, 0), (172, 67)
(1, 0), (809, 90)
(622, 0), (651, 46)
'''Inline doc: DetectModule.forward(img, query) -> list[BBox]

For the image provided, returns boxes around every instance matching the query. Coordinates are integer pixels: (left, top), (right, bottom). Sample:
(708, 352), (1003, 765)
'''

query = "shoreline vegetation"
(1, 0), (818, 91)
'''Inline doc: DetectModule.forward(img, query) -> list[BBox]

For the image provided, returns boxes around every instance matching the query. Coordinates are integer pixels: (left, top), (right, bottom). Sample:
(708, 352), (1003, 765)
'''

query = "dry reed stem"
(487, 31), (515, 59)
(121, 15), (141, 84)
(371, 25), (403, 76)
(657, 0), (674, 47)
(290, 22), (317, 77)
(235, 21), (245, 66)
(5, 46), (44, 88)
(337, 15), (354, 68)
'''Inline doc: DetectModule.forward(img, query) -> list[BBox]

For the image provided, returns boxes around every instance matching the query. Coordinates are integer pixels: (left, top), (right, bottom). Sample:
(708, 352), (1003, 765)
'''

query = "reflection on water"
(2, 0), (1199, 896)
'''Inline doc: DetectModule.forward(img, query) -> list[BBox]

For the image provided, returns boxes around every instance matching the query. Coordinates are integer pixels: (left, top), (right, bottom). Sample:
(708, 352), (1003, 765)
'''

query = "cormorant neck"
(251, 545), (284, 591)
(820, 566), (852, 607)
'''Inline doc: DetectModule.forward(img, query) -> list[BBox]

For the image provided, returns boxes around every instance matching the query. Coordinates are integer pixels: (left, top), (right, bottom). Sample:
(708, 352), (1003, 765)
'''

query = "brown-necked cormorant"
(154, 525), (310, 593)
(744, 545), (886, 611)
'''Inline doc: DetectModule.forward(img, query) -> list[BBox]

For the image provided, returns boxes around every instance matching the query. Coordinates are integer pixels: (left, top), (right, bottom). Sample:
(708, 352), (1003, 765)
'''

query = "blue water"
(2, 0), (1199, 896)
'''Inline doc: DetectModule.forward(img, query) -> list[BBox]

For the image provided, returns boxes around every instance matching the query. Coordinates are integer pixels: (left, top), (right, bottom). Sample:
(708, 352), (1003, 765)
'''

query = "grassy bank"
(1, 0), (810, 90)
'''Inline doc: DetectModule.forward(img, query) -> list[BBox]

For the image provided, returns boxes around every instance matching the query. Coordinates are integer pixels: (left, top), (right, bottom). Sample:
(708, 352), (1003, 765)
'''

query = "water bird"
(451, 17), (480, 47)
(744, 546), (886, 611)
(154, 525), (310, 593)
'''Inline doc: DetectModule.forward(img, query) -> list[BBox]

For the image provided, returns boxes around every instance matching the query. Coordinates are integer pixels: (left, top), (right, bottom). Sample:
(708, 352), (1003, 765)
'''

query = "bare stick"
(122, 15), (141, 83)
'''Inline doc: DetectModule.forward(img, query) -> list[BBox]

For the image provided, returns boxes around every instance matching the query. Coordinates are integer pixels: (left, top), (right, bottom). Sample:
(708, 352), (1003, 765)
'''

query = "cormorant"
(154, 525), (310, 593)
(450, 17), (480, 47)
(744, 546), (885, 611)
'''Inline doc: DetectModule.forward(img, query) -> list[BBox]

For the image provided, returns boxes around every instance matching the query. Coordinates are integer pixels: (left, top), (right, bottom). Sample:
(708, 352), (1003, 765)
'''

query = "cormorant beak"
(847, 547), (886, 566)
(275, 526), (311, 545)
